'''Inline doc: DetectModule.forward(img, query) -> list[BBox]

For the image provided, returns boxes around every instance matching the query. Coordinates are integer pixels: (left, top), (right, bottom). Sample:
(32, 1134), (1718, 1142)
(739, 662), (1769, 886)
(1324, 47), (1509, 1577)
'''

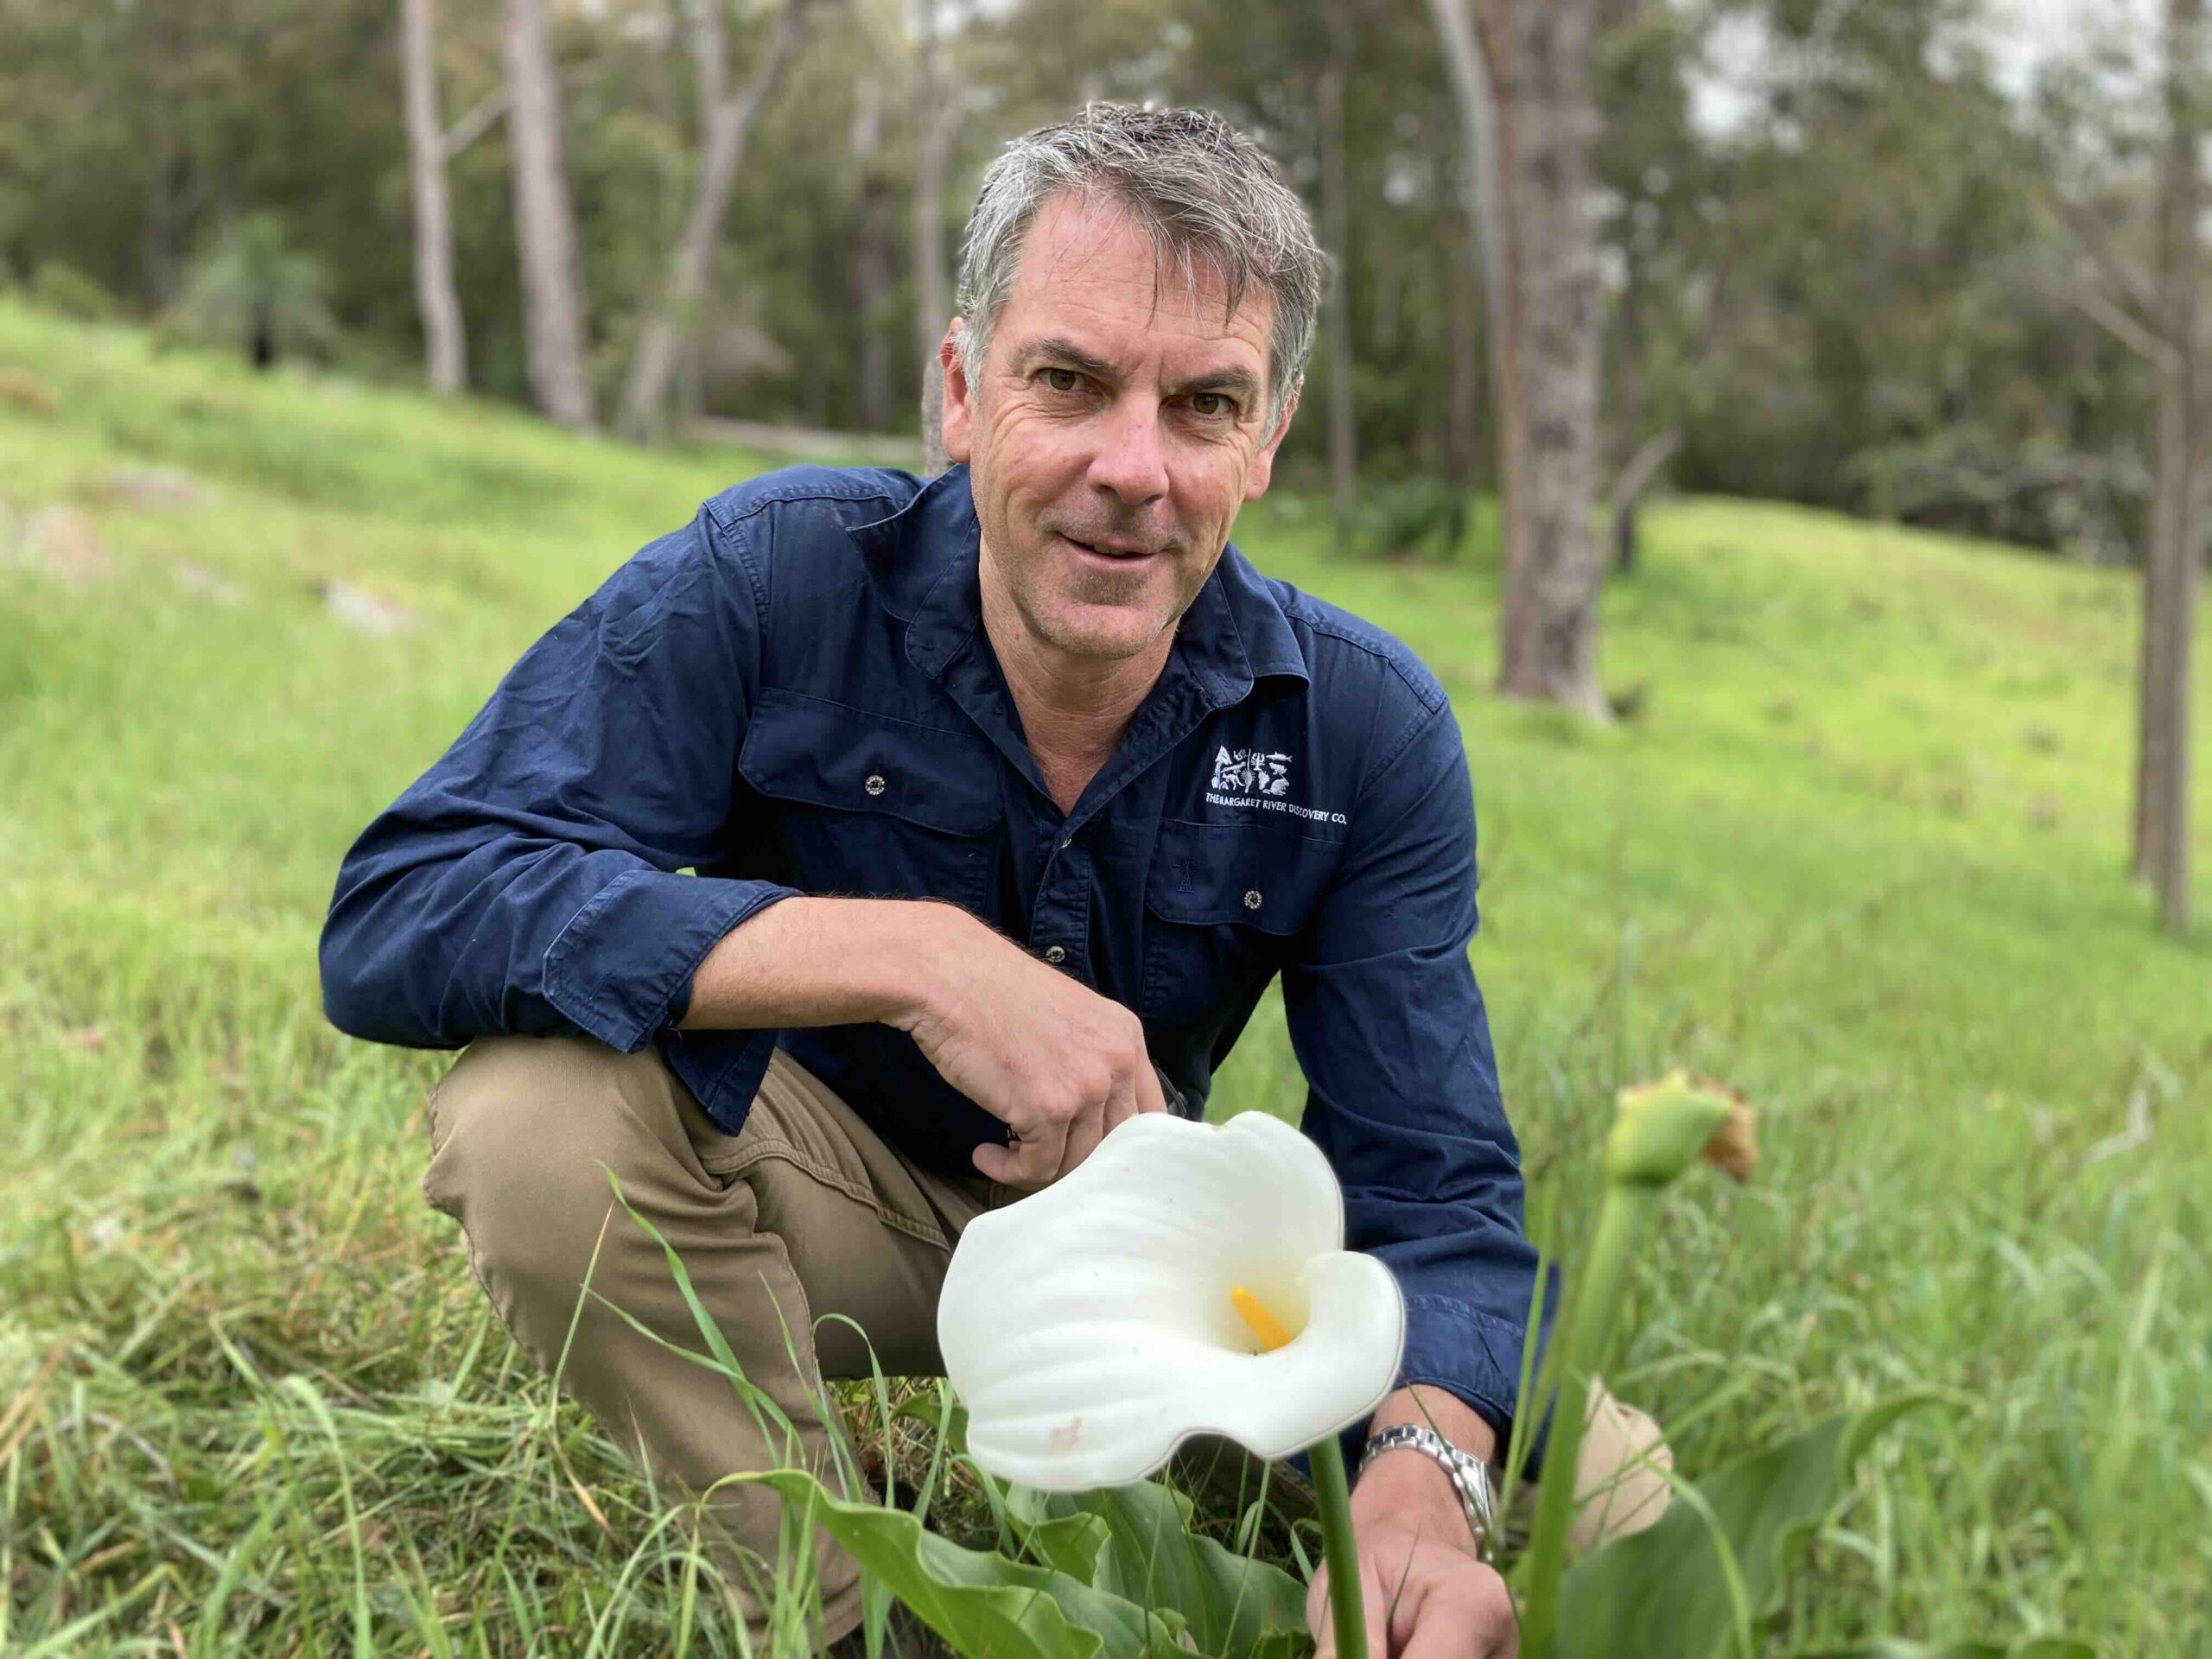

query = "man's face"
(942, 191), (1298, 667)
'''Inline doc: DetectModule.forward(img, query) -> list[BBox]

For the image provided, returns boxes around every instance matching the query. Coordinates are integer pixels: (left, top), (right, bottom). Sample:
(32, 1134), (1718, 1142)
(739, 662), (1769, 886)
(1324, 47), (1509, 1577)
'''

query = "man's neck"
(980, 579), (1172, 817)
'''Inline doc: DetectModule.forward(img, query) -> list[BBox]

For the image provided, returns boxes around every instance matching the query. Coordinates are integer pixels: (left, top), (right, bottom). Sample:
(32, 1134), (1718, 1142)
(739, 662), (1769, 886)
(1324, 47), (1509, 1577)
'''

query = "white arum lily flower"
(937, 1109), (1406, 1491)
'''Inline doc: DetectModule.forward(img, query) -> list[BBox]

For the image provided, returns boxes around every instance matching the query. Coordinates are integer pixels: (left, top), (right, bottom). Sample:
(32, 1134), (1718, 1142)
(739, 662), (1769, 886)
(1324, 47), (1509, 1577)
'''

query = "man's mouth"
(1058, 532), (1160, 562)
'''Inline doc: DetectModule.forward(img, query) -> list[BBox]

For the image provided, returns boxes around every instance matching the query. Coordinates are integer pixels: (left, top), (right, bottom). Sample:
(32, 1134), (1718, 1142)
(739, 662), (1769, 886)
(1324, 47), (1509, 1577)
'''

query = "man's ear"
(940, 321), (973, 464)
(1243, 383), (1301, 502)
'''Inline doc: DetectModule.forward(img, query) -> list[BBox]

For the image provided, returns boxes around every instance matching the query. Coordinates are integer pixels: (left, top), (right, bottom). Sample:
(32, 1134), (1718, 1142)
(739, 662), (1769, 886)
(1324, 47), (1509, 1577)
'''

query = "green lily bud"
(1523, 1071), (1758, 1659)
(1605, 1071), (1758, 1187)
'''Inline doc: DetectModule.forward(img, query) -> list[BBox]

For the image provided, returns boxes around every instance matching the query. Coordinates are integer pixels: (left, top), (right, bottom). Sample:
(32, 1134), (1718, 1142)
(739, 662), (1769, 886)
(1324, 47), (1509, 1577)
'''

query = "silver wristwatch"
(1357, 1423), (1497, 1560)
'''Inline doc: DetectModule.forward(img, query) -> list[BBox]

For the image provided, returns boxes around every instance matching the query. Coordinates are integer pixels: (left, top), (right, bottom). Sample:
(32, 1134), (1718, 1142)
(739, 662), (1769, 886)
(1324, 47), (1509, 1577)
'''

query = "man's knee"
(1567, 1380), (1673, 1553)
(423, 1034), (702, 1302)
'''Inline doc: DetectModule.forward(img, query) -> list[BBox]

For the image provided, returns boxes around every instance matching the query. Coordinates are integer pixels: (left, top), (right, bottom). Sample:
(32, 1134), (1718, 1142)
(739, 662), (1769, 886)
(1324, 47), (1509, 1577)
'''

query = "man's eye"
(1042, 368), (1084, 393)
(1189, 392), (1236, 418)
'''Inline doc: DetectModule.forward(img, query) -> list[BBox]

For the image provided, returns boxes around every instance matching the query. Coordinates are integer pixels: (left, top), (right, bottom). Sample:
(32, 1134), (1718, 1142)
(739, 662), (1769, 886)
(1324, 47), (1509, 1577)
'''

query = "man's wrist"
(1353, 1383), (1499, 1554)
(1364, 1382), (1498, 1464)
(1351, 1442), (1487, 1565)
(1352, 1435), (1467, 1515)
(877, 897), (990, 1027)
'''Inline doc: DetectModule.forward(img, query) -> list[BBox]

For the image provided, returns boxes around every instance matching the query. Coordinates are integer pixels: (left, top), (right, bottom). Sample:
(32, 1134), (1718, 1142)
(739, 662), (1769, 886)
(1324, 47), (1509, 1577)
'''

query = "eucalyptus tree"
(2131, 0), (2203, 936)
(399, 0), (467, 392)
(915, 0), (955, 472)
(618, 0), (815, 441)
(502, 0), (595, 430)
(1433, 0), (1611, 719)
(2018, 0), (2202, 933)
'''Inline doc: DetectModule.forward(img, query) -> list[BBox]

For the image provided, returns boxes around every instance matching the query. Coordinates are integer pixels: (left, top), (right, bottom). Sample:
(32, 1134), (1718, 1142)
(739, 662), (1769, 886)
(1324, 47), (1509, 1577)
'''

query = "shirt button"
(863, 773), (887, 796)
(1043, 945), (1067, 965)
(1243, 890), (1262, 910)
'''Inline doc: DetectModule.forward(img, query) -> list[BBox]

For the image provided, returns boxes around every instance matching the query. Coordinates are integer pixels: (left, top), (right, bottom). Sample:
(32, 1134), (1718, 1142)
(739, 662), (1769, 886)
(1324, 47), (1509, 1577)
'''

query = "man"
(322, 105), (1665, 1656)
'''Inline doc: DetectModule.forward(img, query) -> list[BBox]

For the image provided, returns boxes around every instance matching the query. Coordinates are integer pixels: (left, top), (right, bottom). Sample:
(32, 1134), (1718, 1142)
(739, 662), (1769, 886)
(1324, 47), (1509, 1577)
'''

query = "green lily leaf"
(1038, 1479), (1312, 1658)
(894, 1394), (970, 1459)
(1793, 1643), (2096, 1658)
(1026, 1511), (1112, 1584)
(743, 1466), (1179, 1659)
(1554, 1393), (1941, 1659)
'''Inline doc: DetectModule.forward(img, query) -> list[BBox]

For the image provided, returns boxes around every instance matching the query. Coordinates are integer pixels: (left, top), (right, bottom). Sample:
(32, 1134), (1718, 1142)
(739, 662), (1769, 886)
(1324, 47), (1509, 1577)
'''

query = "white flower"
(937, 1111), (1406, 1491)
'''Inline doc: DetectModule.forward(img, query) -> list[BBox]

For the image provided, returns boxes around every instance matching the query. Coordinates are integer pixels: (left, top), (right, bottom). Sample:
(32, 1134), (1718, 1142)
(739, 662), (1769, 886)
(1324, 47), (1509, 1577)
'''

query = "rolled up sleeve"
(1282, 693), (1548, 1454)
(318, 505), (797, 1058)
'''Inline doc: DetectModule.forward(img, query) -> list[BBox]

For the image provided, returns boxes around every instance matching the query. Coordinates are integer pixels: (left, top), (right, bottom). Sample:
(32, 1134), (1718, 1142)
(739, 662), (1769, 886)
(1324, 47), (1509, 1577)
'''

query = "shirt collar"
(846, 462), (1311, 702)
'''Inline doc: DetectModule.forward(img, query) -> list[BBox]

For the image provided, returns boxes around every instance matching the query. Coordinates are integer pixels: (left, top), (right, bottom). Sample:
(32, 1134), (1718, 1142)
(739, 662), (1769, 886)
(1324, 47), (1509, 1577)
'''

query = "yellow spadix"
(1232, 1285), (1295, 1351)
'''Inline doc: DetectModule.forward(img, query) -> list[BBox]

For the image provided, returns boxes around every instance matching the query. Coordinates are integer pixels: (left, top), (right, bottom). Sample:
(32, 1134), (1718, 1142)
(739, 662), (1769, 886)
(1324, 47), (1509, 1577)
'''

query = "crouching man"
(321, 103), (1667, 1657)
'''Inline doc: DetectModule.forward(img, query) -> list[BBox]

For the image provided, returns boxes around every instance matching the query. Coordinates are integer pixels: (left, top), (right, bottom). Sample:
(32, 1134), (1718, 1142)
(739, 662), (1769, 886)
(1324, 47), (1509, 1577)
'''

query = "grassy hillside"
(2, 296), (2206, 1655)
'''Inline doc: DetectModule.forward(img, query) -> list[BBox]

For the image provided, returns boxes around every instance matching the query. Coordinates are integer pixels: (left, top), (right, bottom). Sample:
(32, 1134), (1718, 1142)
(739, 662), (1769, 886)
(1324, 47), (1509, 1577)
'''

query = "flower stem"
(1307, 1433), (1367, 1659)
(1518, 1183), (1654, 1659)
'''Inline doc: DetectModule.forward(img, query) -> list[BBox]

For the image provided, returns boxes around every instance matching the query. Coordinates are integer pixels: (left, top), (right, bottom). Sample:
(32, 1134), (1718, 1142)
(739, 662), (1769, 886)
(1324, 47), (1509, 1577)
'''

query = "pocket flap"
(738, 686), (1001, 836)
(1145, 817), (1342, 936)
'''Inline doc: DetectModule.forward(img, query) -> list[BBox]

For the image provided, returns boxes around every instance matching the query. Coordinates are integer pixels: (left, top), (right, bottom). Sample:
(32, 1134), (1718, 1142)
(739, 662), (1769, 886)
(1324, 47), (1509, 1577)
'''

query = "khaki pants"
(423, 1036), (1671, 1649)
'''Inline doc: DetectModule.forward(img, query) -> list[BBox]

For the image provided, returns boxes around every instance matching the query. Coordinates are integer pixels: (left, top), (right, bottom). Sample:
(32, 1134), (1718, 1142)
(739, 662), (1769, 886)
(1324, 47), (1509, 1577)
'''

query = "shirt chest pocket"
(1141, 818), (1343, 1019)
(736, 687), (1001, 913)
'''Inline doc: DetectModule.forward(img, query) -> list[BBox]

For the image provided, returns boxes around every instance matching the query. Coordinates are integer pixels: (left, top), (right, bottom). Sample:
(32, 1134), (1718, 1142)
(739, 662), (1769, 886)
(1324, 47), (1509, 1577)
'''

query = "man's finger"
(971, 1136), (1051, 1187)
(1058, 1096), (1106, 1178)
(1364, 1562), (1389, 1659)
(1307, 1565), (1389, 1659)
(1100, 1058), (1148, 1137)
(1135, 1059), (1170, 1116)
(1400, 1580), (1517, 1659)
(1007, 1116), (1069, 1189)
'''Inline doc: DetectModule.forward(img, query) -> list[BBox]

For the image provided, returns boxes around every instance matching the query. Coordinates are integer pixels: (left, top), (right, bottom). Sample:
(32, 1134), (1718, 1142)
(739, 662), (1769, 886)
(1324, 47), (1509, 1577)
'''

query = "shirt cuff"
(542, 868), (798, 1053)
(1399, 1293), (1525, 1444)
(1313, 1292), (1538, 1490)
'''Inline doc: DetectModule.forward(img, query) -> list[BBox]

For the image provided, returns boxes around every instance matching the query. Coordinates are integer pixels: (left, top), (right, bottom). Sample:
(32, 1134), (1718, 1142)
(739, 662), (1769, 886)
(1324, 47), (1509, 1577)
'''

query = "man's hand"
(1308, 1452), (1518, 1659)
(890, 903), (1166, 1189)
(682, 896), (1167, 1187)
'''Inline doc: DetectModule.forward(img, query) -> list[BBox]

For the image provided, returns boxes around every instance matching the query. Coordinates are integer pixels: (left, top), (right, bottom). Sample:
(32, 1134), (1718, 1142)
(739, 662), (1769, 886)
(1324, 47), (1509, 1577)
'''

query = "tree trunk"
(1445, 194), (1484, 493)
(852, 75), (894, 433)
(1429, 0), (1510, 415)
(1490, 0), (1609, 715)
(1610, 244), (1649, 572)
(1318, 35), (1358, 550)
(140, 127), (188, 313)
(502, 0), (595, 430)
(620, 0), (809, 439)
(1445, 0), (1608, 719)
(852, 72), (885, 419)
(1609, 429), (1679, 575)
(915, 0), (953, 474)
(2134, 0), (2202, 934)
(400, 0), (467, 394)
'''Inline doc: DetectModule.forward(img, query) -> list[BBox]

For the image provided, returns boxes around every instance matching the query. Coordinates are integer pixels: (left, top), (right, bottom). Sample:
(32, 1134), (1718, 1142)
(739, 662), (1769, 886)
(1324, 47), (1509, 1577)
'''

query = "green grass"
(2, 295), (2206, 1656)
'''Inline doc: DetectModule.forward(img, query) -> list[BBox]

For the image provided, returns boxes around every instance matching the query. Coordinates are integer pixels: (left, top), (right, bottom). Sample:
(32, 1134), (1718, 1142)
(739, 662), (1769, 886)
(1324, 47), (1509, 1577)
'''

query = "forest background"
(1, 0), (2190, 563)
(11, 0), (2207, 926)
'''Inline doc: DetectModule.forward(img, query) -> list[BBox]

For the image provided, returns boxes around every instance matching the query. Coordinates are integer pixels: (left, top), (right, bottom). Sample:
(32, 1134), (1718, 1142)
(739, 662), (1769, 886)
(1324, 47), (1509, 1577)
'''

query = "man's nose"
(1086, 397), (1171, 506)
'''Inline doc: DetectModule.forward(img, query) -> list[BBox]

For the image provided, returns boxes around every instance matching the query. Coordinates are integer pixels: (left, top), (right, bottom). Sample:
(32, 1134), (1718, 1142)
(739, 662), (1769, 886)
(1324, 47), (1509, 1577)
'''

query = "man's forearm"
(677, 894), (975, 1032)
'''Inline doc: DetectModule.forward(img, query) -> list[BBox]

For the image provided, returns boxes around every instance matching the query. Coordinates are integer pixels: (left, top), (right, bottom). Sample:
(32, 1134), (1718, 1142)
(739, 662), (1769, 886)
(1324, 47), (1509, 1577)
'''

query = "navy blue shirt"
(321, 464), (1543, 1443)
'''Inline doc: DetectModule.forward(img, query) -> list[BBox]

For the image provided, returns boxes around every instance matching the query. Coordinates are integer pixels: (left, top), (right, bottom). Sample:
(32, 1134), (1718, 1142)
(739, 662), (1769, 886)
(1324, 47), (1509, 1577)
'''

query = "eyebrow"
(1173, 365), (1263, 406)
(1017, 336), (1264, 410)
(1018, 337), (1116, 378)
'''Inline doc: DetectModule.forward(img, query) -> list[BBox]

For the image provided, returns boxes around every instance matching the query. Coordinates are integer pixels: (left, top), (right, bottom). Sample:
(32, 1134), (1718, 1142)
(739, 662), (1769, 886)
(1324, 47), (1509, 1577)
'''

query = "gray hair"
(955, 103), (1325, 436)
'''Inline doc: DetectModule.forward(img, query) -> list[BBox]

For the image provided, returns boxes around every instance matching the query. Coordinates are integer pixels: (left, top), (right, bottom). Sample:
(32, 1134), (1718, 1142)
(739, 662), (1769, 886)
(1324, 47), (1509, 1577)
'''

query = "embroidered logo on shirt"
(1211, 746), (1293, 798)
(1206, 747), (1348, 825)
